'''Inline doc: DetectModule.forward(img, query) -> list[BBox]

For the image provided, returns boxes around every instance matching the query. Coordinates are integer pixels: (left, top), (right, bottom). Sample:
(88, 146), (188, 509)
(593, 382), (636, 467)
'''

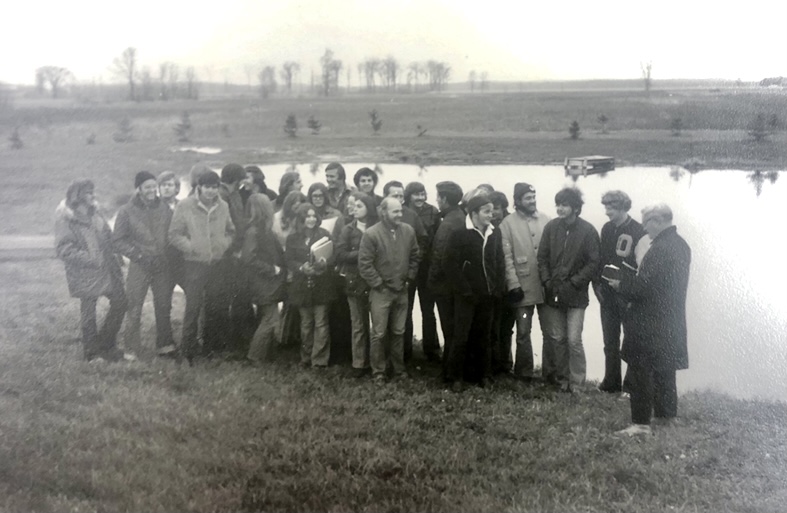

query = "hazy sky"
(4, 0), (786, 85)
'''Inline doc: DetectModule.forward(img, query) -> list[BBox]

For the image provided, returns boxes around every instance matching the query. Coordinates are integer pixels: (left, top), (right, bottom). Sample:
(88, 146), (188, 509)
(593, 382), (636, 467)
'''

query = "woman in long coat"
(55, 179), (128, 362)
(285, 203), (337, 367)
(242, 193), (286, 364)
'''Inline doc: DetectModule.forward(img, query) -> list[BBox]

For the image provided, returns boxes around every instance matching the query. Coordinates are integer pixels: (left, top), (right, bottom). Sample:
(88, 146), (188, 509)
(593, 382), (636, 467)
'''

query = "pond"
(182, 163), (787, 402)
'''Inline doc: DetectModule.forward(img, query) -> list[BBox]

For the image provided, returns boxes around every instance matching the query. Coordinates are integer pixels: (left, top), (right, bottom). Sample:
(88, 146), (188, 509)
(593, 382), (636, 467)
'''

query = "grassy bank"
(1, 89), (786, 235)
(1, 260), (785, 512)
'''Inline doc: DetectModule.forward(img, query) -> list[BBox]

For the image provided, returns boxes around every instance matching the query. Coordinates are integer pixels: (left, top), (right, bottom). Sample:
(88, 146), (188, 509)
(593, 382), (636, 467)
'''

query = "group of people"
(54, 162), (691, 436)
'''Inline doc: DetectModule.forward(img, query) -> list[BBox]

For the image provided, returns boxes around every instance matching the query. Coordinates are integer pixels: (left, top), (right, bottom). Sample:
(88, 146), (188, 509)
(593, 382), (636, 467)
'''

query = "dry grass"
(0, 260), (785, 512)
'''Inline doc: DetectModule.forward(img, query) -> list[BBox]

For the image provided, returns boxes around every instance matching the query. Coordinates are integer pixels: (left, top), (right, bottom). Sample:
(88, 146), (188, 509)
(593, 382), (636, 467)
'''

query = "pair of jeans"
(599, 295), (628, 391)
(218, 258), (256, 354)
(447, 295), (494, 383)
(299, 305), (330, 367)
(435, 295), (455, 380)
(513, 303), (557, 380)
(540, 305), (587, 386)
(625, 364), (678, 424)
(181, 260), (229, 359)
(123, 260), (174, 353)
(491, 297), (516, 374)
(404, 277), (440, 361)
(347, 295), (371, 370)
(369, 287), (409, 377)
(79, 291), (128, 360)
(247, 303), (280, 363)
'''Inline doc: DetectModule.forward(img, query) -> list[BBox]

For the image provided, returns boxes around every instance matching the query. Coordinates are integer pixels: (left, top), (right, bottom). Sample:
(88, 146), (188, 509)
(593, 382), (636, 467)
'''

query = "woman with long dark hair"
(285, 203), (337, 367)
(242, 193), (286, 364)
(335, 192), (379, 377)
(274, 171), (303, 212)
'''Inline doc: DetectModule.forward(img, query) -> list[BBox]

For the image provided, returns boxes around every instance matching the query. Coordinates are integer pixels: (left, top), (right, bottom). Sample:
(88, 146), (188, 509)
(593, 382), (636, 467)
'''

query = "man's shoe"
(618, 392), (631, 402)
(372, 373), (387, 385)
(614, 424), (653, 437)
(653, 417), (679, 428)
(351, 368), (368, 379)
(122, 352), (138, 362)
(88, 356), (107, 364)
(558, 383), (573, 394)
(598, 382), (622, 394)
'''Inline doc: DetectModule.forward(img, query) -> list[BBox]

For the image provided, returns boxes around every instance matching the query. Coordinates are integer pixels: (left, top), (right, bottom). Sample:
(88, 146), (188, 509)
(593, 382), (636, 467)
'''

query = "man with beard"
(113, 171), (176, 357)
(499, 183), (554, 383)
(358, 197), (420, 383)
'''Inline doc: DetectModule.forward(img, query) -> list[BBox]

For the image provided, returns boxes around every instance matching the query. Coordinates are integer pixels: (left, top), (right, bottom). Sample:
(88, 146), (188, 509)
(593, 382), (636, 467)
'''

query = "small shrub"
(369, 110), (383, 135)
(767, 113), (781, 133)
(113, 116), (133, 143)
(748, 114), (770, 142)
(597, 114), (608, 134)
(283, 114), (297, 138)
(670, 117), (684, 136)
(9, 127), (23, 149)
(568, 120), (580, 140)
(86, 132), (96, 145)
(174, 111), (192, 142)
(307, 115), (321, 135)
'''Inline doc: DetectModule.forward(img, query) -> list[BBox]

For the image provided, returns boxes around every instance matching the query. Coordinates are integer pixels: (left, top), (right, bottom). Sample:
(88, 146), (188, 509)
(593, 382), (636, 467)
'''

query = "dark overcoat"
(618, 226), (691, 370)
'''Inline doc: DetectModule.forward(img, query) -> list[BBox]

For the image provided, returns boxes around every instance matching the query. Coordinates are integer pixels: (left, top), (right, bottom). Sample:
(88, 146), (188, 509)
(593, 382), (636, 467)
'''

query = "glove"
(506, 287), (525, 305)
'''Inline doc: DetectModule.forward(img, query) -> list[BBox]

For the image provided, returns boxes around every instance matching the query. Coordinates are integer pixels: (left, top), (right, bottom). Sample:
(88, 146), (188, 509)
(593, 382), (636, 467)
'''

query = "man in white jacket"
(498, 183), (555, 383)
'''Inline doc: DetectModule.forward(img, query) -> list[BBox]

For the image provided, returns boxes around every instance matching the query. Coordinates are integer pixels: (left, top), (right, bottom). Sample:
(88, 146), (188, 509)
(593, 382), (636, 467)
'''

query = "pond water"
(182, 163), (787, 402)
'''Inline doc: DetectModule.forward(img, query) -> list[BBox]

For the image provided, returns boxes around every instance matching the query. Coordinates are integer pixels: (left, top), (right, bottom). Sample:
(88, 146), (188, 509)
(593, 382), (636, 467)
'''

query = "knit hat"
(513, 182), (536, 202)
(465, 193), (492, 214)
(135, 171), (157, 189)
(198, 170), (221, 187)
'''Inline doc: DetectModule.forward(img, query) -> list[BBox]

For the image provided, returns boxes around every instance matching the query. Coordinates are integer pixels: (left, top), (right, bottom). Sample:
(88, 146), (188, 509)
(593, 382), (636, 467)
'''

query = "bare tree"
(139, 66), (155, 101)
(320, 49), (342, 96)
(407, 62), (423, 92)
(159, 62), (178, 100)
(468, 70), (477, 92)
(362, 58), (381, 92)
(280, 61), (300, 94)
(382, 56), (399, 91)
(258, 66), (277, 98)
(427, 61), (451, 91)
(641, 61), (652, 93)
(184, 67), (199, 99)
(35, 66), (73, 98)
(112, 47), (138, 101)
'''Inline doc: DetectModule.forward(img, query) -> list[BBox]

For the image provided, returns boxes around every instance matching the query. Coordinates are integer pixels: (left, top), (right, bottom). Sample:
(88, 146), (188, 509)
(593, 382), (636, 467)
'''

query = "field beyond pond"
(1, 87), (786, 235)
(1, 259), (786, 512)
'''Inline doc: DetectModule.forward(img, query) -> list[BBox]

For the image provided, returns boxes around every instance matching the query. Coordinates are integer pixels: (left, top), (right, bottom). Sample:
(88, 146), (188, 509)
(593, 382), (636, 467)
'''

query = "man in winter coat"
(444, 194), (506, 392)
(537, 187), (600, 393)
(169, 170), (235, 363)
(404, 181), (442, 362)
(55, 179), (128, 362)
(358, 197), (420, 382)
(427, 181), (465, 380)
(594, 190), (647, 394)
(499, 182), (555, 383)
(606, 204), (691, 436)
(219, 163), (256, 356)
(382, 180), (431, 363)
(113, 171), (176, 357)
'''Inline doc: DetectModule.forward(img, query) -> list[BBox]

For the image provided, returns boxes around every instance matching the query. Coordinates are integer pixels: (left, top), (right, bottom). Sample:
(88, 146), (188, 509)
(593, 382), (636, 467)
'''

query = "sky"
(3, 0), (786, 86)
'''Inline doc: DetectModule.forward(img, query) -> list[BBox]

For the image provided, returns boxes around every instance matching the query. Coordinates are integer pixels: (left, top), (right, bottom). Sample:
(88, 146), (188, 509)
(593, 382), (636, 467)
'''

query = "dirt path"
(0, 236), (55, 260)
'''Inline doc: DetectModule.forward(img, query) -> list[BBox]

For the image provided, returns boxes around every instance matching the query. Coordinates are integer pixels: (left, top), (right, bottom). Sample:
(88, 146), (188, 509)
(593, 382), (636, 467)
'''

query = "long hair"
(350, 191), (378, 226)
(247, 193), (275, 233)
(293, 202), (322, 234)
(278, 171), (301, 198)
(65, 179), (96, 212)
(307, 182), (332, 216)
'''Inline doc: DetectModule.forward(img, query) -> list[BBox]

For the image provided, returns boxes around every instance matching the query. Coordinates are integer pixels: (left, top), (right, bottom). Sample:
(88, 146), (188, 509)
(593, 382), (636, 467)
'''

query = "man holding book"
(594, 191), (647, 394)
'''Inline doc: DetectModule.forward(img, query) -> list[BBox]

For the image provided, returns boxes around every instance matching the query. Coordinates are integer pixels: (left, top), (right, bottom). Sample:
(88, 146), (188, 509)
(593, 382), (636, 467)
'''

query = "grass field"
(1, 258), (786, 512)
(1, 87), (786, 235)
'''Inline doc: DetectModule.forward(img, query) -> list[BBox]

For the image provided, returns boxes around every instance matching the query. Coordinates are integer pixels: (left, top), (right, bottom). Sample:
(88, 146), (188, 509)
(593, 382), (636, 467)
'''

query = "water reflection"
(747, 170), (780, 197)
